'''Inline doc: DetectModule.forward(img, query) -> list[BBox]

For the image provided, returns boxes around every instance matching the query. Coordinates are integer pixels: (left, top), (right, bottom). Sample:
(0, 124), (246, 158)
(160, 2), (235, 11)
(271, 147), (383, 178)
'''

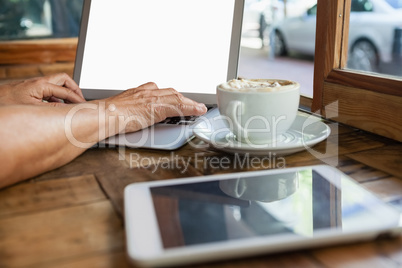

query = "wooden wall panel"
(0, 38), (77, 82)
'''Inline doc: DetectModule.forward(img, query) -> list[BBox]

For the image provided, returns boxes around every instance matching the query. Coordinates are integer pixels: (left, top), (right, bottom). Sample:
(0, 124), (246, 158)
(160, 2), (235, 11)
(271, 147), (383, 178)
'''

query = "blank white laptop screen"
(75, 0), (242, 102)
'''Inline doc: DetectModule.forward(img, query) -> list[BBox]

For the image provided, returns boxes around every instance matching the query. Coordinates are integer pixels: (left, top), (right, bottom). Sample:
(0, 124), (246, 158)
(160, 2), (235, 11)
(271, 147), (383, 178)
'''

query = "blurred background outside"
(0, 0), (83, 39)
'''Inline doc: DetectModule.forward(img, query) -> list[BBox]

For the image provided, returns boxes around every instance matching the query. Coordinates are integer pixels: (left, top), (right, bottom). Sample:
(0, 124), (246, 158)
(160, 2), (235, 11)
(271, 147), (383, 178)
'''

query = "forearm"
(0, 82), (207, 188)
(0, 103), (112, 188)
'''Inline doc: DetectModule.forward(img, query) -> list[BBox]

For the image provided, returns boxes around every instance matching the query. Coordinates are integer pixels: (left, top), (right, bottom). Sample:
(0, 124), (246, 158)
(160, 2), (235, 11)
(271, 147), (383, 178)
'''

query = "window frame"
(312, 0), (402, 142)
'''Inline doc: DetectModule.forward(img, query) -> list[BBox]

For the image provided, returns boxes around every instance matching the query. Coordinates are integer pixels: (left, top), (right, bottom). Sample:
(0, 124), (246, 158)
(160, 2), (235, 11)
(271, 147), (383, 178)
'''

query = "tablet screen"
(149, 168), (400, 249)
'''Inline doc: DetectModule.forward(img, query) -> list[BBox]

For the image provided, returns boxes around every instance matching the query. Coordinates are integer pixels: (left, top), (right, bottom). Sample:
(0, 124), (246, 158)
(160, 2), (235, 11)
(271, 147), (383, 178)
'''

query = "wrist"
(100, 98), (148, 135)
(64, 101), (118, 148)
(89, 100), (121, 138)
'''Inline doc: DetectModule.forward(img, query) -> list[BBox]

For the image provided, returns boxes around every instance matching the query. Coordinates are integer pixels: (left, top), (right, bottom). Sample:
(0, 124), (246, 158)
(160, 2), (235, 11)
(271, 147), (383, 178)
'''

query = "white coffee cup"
(219, 172), (298, 202)
(217, 78), (300, 145)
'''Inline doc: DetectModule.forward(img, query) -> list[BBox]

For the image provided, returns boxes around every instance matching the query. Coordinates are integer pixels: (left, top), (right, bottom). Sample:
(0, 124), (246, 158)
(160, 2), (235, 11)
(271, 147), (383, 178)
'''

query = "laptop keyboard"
(159, 105), (216, 125)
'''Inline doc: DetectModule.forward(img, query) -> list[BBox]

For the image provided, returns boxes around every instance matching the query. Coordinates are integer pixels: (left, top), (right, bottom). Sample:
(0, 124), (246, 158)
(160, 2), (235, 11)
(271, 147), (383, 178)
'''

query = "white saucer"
(192, 113), (331, 156)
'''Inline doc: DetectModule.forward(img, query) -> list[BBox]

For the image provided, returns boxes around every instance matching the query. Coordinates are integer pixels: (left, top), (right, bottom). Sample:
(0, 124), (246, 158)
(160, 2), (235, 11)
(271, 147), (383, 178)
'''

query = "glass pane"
(346, 0), (402, 78)
(0, 0), (83, 40)
(239, 0), (317, 97)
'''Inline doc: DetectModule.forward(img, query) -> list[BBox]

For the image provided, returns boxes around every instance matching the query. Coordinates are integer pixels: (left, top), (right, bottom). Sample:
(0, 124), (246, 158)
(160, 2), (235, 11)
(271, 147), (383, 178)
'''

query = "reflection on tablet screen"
(149, 169), (400, 249)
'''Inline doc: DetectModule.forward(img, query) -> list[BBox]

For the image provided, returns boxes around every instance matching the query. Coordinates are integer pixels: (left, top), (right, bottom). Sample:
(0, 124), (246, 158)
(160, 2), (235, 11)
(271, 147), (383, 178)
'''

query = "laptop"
(73, 0), (244, 150)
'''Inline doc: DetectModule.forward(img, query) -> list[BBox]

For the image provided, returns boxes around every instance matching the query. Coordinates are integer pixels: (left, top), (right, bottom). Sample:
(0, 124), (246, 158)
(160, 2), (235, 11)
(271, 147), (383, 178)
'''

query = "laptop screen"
(74, 0), (244, 102)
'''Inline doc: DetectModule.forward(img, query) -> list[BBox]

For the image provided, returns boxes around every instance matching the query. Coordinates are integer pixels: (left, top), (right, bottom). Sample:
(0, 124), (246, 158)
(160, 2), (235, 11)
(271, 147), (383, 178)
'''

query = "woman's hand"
(99, 82), (207, 134)
(0, 73), (85, 106)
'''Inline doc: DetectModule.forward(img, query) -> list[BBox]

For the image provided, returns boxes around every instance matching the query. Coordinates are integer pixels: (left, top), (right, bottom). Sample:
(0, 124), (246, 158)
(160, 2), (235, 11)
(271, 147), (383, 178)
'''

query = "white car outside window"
(270, 0), (402, 75)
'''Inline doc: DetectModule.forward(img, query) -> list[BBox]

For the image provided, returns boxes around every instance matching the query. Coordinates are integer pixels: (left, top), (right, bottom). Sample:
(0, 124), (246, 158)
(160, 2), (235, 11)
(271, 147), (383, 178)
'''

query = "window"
(351, 0), (373, 12)
(0, 0), (83, 41)
(240, 0), (317, 104)
(0, 0), (82, 82)
(312, 0), (402, 141)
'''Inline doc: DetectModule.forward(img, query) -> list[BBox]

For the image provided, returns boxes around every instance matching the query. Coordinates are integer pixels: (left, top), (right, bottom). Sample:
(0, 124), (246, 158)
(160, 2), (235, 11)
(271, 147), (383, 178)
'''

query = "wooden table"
(1, 111), (401, 268)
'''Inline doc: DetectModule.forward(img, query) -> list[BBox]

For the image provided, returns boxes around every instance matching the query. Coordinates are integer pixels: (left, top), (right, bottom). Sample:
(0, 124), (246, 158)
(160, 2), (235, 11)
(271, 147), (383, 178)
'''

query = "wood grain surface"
(0, 112), (401, 268)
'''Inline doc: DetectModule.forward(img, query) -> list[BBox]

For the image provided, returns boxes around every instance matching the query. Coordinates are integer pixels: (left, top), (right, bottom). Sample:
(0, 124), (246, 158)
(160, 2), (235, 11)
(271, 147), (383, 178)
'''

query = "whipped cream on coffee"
(220, 78), (294, 92)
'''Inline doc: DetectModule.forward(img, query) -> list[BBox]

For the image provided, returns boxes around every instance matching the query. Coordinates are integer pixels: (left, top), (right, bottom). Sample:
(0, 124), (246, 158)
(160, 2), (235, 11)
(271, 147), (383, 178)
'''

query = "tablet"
(124, 165), (402, 267)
